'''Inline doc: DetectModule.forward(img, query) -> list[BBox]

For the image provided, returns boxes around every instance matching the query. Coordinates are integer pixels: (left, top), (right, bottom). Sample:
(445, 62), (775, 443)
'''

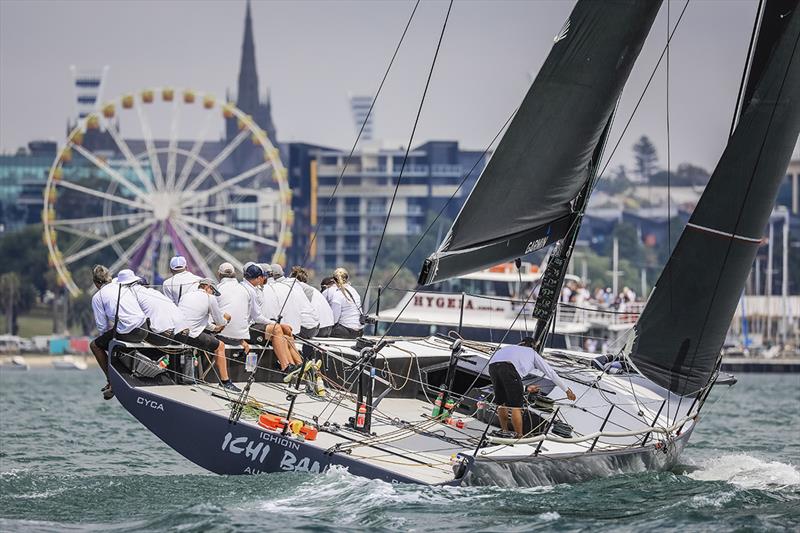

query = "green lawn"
(1, 308), (54, 337)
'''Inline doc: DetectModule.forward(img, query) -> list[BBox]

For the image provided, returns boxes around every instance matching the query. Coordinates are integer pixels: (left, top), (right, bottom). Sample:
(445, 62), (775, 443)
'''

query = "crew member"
(488, 337), (576, 438)
(175, 278), (237, 391)
(271, 264), (320, 338)
(240, 264), (303, 374)
(290, 266), (335, 337)
(122, 269), (187, 346)
(325, 267), (363, 339)
(89, 265), (150, 400)
(215, 262), (251, 357)
(162, 255), (200, 304)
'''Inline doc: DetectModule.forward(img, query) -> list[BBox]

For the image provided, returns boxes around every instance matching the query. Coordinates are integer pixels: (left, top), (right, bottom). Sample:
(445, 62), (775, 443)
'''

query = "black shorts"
(331, 323), (362, 339)
(248, 322), (271, 345)
(299, 325), (319, 339)
(489, 361), (524, 408)
(174, 330), (221, 354)
(316, 326), (332, 338)
(93, 325), (150, 351)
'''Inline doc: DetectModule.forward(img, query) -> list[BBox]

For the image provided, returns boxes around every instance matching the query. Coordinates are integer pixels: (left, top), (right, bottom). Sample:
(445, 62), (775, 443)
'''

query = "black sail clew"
(419, 0), (662, 286)
(629, 1), (800, 397)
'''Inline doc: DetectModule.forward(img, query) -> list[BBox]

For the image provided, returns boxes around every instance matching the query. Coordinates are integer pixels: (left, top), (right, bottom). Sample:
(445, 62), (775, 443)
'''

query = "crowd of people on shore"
(89, 256), (365, 399)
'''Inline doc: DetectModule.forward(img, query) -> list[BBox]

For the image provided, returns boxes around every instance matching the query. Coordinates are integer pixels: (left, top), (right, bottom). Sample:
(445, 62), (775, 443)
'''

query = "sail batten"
(629, 0), (800, 397)
(419, 0), (663, 286)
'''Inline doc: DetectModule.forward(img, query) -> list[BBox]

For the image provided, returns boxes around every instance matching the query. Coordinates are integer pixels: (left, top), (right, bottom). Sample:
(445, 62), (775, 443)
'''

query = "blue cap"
(244, 264), (264, 280)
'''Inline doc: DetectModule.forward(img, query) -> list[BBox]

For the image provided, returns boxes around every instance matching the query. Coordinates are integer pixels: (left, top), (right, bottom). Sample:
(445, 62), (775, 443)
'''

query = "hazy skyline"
(0, 0), (768, 172)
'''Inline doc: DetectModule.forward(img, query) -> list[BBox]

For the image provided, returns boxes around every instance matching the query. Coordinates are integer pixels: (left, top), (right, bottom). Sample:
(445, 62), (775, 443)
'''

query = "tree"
(0, 272), (21, 334)
(596, 165), (633, 194)
(633, 135), (659, 182)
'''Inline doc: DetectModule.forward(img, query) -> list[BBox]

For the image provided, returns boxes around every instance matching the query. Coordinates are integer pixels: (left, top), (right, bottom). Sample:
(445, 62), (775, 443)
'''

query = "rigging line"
(673, 22), (800, 426)
(377, 202), (584, 348)
(595, 0), (691, 183)
(363, 0), (455, 308)
(365, 108), (516, 314)
(730, 0), (766, 138)
(258, 0), (421, 355)
(666, 0), (672, 315)
(303, 0), (420, 268)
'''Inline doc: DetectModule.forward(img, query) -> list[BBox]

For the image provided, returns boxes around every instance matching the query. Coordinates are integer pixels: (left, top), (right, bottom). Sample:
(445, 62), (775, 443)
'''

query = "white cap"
(116, 269), (142, 286)
(218, 262), (235, 275)
(271, 264), (284, 278)
(169, 256), (187, 270)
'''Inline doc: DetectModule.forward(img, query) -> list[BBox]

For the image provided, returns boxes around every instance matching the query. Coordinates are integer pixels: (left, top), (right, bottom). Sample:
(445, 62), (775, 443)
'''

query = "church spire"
(237, 0), (259, 115)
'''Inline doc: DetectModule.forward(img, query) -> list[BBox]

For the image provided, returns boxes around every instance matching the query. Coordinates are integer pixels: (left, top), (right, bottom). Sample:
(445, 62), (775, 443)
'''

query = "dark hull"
(467, 429), (692, 486)
(110, 344), (693, 487)
(109, 359), (447, 484)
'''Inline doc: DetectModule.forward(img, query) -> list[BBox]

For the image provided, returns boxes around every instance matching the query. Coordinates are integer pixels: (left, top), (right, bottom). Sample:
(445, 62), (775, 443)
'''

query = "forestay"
(418, 0), (662, 285)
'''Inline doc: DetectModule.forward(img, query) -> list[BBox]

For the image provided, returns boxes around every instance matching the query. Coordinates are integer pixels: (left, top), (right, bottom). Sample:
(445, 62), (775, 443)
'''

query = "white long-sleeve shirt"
(178, 288), (225, 338)
(162, 270), (201, 305)
(91, 282), (147, 334)
(278, 278), (319, 329)
(491, 345), (568, 393)
(264, 279), (303, 332)
(300, 281), (334, 329)
(241, 280), (270, 324)
(217, 277), (249, 340)
(325, 284), (362, 330)
(131, 285), (187, 334)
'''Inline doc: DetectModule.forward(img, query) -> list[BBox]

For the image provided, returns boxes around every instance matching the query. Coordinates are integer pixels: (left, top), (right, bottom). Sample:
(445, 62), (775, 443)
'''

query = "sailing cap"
(198, 278), (221, 296)
(271, 264), (284, 278)
(244, 264), (264, 280)
(259, 263), (273, 275)
(218, 262), (235, 275)
(169, 256), (187, 270)
(116, 269), (142, 286)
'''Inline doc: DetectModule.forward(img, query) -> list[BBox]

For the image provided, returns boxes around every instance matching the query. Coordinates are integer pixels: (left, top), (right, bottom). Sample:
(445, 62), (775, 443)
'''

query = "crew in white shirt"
(270, 264), (319, 339)
(488, 338), (576, 438)
(325, 267), (363, 339)
(241, 264), (303, 373)
(290, 266), (334, 337)
(89, 265), (149, 400)
(174, 279), (239, 392)
(215, 262), (251, 356)
(162, 256), (201, 305)
(119, 270), (187, 346)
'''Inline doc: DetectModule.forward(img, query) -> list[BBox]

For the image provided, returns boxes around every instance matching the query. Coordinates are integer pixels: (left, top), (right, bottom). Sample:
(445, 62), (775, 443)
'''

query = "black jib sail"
(629, 0), (800, 397)
(418, 0), (662, 286)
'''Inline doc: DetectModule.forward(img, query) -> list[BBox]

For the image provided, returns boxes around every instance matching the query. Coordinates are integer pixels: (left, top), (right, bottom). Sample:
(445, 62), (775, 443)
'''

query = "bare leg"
(266, 324), (291, 370)
(214, 341), (229, 381)
(511, 408), (524, 437)
(90, 341), (109, 380)
(497, 406), (509, 432)
(279, 325), (303, 364)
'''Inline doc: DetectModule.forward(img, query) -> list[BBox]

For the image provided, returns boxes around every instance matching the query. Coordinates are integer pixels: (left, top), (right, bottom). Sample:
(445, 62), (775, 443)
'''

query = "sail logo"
(525, 237), (548, 254)
(137, 396), (164, 411)
(554, 18), (570, 43)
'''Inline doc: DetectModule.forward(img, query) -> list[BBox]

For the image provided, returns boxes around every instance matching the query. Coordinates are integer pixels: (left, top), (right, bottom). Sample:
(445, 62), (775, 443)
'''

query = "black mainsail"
(418, 0), (662, 285)
(629, 0), (800, 397)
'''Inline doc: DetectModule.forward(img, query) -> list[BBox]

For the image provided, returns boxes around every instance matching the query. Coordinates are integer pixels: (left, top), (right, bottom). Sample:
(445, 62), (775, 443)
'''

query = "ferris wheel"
(43, 87), (293, 296)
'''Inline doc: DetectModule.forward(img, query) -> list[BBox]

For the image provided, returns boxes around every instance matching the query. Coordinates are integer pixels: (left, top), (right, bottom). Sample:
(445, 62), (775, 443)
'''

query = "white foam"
(688, 454), (800, 489)
(690, 491), (736, 508)
(537, 511), (561, 521)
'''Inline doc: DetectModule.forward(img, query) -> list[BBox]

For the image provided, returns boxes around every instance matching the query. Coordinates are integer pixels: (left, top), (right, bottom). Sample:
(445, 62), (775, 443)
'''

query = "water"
(1, 370), (798, 532)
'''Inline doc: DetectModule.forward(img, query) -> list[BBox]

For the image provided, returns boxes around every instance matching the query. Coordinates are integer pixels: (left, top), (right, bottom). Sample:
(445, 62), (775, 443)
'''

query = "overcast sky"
(0, 0), (772, 171)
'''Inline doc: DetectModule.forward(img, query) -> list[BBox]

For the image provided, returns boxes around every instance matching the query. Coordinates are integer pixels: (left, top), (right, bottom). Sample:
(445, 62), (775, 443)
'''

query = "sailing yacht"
(105, 0), (800, 486)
